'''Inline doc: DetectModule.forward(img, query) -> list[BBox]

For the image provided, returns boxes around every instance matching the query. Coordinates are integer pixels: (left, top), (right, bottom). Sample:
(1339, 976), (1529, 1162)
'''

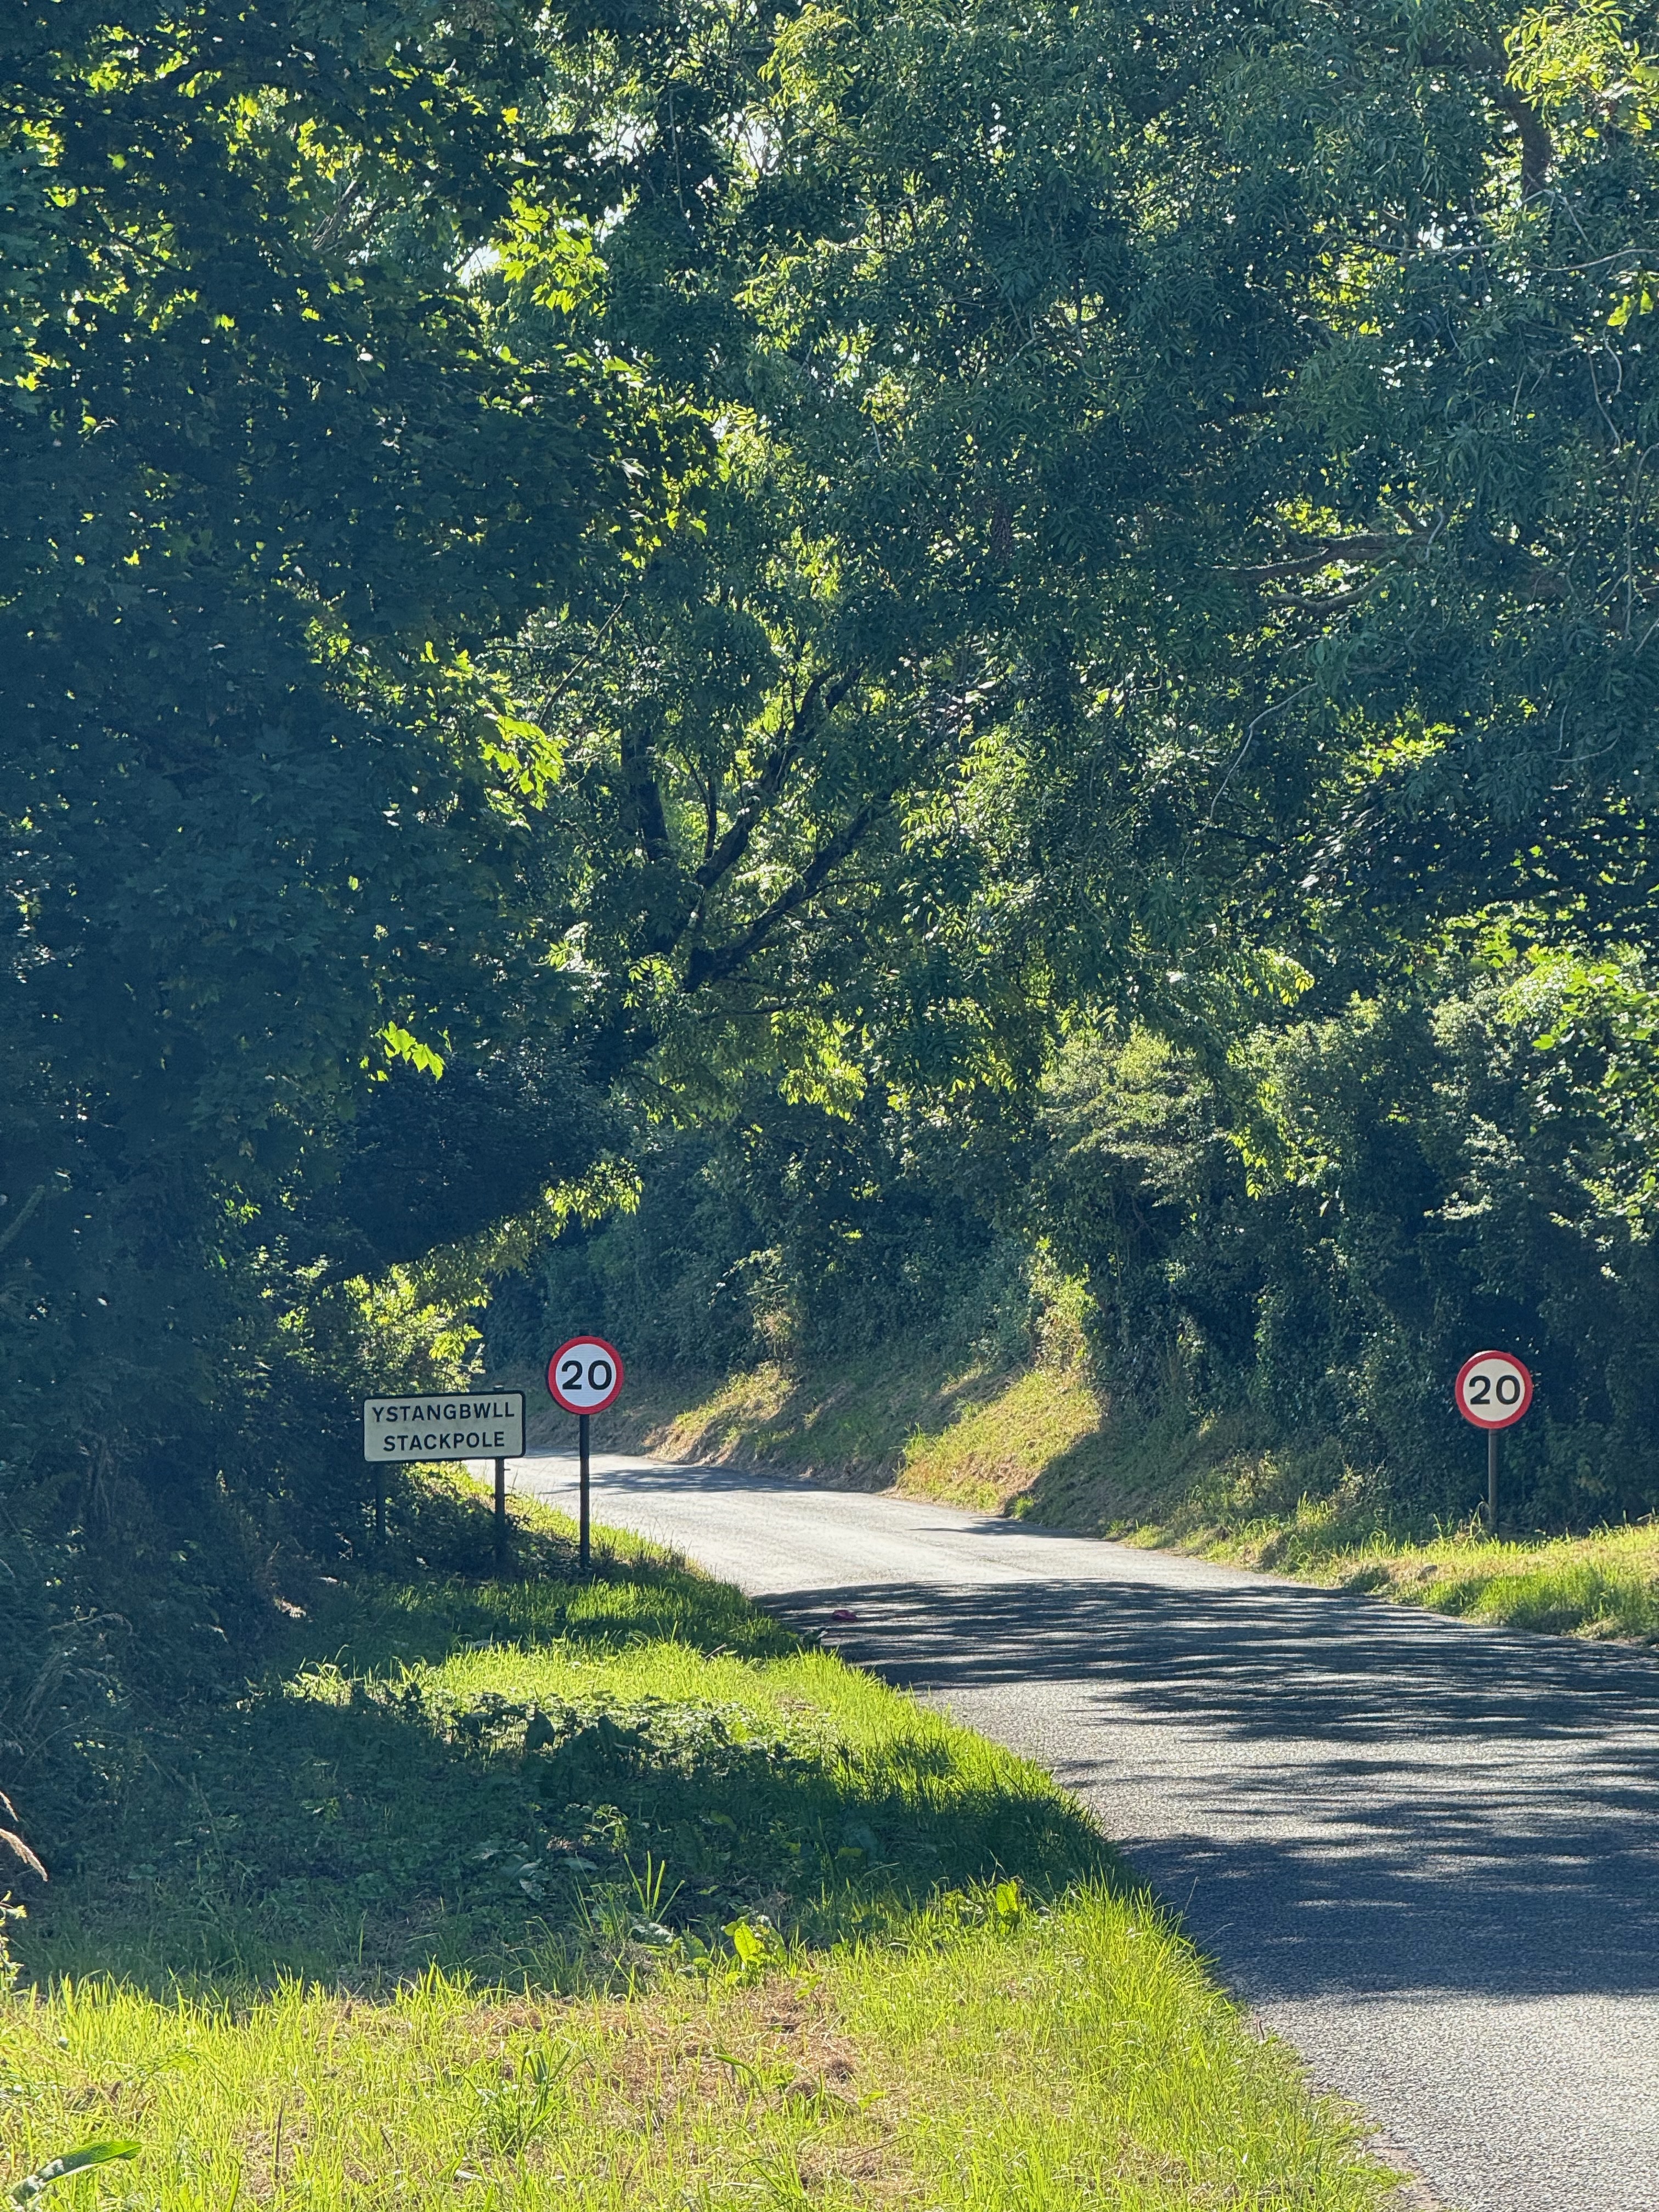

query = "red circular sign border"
(1454, 1348), (1533, 1431)
(546, 1334), (625, 1415)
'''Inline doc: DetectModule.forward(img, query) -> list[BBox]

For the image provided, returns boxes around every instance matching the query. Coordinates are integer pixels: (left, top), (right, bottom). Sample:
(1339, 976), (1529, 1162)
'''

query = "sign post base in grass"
(359, 1392), (526, 1572)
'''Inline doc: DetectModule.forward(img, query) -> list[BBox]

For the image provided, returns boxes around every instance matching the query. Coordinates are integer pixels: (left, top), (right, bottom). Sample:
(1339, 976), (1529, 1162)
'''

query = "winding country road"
(506, 1445), (1659, 2212)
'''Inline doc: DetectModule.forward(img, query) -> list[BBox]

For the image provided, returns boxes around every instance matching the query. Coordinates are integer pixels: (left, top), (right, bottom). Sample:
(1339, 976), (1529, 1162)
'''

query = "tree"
(479, 0), (1659, 1542)
(0, 0), (614, 1525)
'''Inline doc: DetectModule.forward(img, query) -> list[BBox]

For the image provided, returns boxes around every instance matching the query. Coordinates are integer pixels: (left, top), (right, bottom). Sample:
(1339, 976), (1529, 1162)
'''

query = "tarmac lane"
(504, 1447), (1659, 2212)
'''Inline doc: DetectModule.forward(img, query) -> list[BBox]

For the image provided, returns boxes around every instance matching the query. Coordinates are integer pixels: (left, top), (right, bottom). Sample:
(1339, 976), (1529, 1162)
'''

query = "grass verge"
(1, 1486), (1403, 2210)
(592, 1350), (1659, 1647)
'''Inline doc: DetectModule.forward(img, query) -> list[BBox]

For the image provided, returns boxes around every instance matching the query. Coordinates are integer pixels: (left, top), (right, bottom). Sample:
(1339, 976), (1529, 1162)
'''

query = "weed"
(468, 2046), (572, 2158)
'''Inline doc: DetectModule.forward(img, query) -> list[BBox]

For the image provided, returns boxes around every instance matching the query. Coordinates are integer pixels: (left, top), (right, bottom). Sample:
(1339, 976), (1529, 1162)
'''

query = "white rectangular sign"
(362, 1391), (524, 1463)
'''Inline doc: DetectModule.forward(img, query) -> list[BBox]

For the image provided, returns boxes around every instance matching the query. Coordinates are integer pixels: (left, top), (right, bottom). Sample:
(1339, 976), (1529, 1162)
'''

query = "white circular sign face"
(1454, 1349), (1533, 1430)
(546, 1335), (625, 1415)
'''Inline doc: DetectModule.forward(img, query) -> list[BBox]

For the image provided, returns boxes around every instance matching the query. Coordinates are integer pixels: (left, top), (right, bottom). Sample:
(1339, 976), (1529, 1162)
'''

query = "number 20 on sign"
(1454, 1351), (1533, 1430)
(547, 1336), (625, 1414)
(1455, 1348), (1532, 1535)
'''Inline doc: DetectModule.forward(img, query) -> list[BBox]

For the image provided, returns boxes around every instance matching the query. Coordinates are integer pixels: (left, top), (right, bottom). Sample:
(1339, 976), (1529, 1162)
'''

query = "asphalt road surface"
(506, 1445), (1659, 2212)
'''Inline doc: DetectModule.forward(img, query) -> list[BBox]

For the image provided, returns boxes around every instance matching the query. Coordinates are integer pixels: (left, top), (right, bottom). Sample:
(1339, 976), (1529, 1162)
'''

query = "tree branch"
(619, 714), (674, 871)
(1229, 529), (1430, 583)
(1420, 40), (1553, 195)
(691, 667), (861, 900)
(684, 799), (883, 991)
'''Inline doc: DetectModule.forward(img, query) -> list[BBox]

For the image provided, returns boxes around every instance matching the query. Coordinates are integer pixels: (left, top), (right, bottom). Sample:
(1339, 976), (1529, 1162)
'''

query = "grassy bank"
(1, 1487), (1401, 2210)
(592, 1355), (1098, 1499)
(600, 1351), (1659, 1647)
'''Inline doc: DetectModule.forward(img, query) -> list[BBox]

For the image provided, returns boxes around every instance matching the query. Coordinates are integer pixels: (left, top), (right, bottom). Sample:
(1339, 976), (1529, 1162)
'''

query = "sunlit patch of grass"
(16, 1523), (1097, 1997)
(1288, 1522), (1659, 1643)
(1088, 1465), (1659, 1644)
(0, 1892), (1399, 2212)
(0, 1972), (909, 2212)
(587, 1352), (1040, 1491)
(0, 1889), (1397, 2212)
(895, 1365), (1101, 1513)
(837, 1887), (1391, 2210)
(1, 1506), (1406, 2210)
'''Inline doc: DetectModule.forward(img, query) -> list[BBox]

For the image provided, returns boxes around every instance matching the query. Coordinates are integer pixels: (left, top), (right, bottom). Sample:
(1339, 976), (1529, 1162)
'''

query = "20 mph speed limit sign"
(1454, 1349), (1533, 1429)
(547, 1335), (625, 1414)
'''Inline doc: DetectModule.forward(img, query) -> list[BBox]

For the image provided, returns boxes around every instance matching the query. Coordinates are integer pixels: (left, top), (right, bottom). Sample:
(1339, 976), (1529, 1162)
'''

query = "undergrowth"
(10, 1521), (1091, 1995)
(0, 1485), (1404, 2210)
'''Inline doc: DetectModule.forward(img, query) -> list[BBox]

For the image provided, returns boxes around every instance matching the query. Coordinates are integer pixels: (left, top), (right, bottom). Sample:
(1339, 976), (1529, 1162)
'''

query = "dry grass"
(894, 1365), (1101, 1511)
(0, 1972), (910, 2212)
(555, 1354), (1030, 1491)
(0, 1906), (1401, 2210)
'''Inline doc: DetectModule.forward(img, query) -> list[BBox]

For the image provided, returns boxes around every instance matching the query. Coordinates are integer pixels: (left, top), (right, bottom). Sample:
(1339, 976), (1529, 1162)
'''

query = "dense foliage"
(499, 933), (1659, 1533)
(0, 0), (617, 1819)
(494, 0), (1659, 1536)
(4, 0), (1658, 1847)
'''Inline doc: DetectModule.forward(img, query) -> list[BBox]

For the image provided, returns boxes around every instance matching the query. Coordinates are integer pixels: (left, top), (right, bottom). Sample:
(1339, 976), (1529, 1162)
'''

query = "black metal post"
(375, 1465), (386, 1550)
(1487, 1427), (1499, 1537)
(579, 1412), (591, 1570)
(494, 1453), (507, 1575)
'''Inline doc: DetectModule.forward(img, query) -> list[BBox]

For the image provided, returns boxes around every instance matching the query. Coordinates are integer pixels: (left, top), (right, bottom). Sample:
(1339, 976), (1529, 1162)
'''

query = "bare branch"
(1419, 40), (1553, 194)
(684, 799), (883, 991)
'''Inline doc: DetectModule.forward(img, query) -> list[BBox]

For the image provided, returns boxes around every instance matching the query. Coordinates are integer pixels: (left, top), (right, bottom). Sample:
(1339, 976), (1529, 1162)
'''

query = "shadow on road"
(775, 1573), (1659, 2002)
(518, 1453), (1659, 2002)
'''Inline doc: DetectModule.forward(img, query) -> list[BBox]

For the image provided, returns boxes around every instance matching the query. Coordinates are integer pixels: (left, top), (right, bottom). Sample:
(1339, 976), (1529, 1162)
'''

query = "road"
(506, 1445), (1659, 2212)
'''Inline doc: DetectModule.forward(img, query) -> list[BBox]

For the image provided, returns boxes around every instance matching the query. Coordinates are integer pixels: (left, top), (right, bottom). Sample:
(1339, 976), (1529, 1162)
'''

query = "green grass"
(1250, 1516), (1659, 1640)
(1021, 1403), (1659, 1644)
(0, 1488), (1404, 2210)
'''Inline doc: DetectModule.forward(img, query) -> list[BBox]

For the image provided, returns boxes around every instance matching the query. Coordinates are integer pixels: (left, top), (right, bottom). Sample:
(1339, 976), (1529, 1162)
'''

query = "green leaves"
(724, 1914), (788, 1977)
(498, 0), (1652, 1146)
(380, 1025), (448, 1082)
(0, 2), (622, 1638)
(8, 2142), (140, 2207)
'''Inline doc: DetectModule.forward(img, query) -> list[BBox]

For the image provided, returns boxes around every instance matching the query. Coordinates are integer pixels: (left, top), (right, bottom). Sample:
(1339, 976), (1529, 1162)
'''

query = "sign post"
(579, 1413), (590, 1567)
(361, 1391), (526, 1570)
(1453, 1351), (1533, 1536)
(545, 1336), (625, 1570)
